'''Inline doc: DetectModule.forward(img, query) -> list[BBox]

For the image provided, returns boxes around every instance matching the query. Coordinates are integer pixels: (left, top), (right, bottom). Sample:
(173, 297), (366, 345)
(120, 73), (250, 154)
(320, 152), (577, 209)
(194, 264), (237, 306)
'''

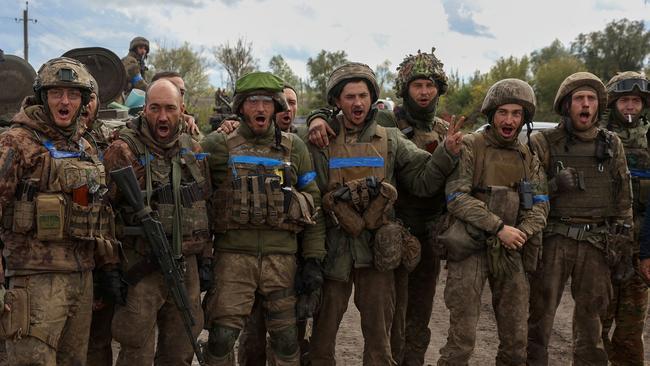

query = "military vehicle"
(0, 54), (37, 126)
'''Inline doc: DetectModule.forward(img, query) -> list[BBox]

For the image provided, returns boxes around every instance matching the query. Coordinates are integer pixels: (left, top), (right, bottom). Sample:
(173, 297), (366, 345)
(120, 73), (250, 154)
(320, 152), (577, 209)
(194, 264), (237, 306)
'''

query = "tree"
(570, 19), (650, 80)
(268, 55), (301, 88)
(213, 37), (259, 92)
(149, 41), (212, 107)
(530, 39), (573, 74)
(306, 50), (348, 107)
(375, 59), (396, 97)
(532, 56), (585, 121)
(488, 56), (530, 83)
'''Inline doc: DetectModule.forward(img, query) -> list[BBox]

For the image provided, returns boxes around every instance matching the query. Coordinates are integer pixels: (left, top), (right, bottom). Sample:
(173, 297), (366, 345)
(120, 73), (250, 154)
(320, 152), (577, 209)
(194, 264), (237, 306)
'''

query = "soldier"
(103, 79), (211, 365)
(0, 57), (120, 365)
(122, 36), (149, 96)
(527, 72), (634, 366)
(306, 62), (462, 365)
(600, 71), (650, 366)
(151, 71), (203, 140)
(200, 71), (324, 365)
(438, 79), (549, 366)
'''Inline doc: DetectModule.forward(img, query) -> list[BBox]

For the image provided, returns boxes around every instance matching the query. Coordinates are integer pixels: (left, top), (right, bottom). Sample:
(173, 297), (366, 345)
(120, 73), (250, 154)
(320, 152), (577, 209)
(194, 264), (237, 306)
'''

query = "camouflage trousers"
(6, 271), (93, 366)
(310, 267), (397, 366)
(391, 233), (441, 366)
(527, 235), (612, 366)
(112, 254), (203, 366)
(203, 252), (298, 364)
(86, 299), (114, 366)
(437, 252), (528, 366)
(601, 258), (649, 366)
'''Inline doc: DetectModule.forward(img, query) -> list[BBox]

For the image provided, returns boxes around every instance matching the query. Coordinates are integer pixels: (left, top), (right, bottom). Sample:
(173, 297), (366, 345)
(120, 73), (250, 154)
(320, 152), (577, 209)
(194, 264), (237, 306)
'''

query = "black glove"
(299, 258), (324, 295)
(198, 257), (214, 292)
(550, 167), (579, 193)
(96, 269), (127, 306)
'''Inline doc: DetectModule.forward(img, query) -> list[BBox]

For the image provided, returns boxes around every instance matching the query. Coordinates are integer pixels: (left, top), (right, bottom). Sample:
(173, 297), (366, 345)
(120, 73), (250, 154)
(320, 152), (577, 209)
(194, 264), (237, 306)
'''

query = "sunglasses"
(610, 78), (649, 93)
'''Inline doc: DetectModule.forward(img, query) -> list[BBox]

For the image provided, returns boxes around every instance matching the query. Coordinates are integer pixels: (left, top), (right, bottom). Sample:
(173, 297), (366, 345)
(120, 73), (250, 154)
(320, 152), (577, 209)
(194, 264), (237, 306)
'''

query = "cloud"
(85, 0), (207, 7)
(371, 33), (390, 49)
(441, 0), (494, 38)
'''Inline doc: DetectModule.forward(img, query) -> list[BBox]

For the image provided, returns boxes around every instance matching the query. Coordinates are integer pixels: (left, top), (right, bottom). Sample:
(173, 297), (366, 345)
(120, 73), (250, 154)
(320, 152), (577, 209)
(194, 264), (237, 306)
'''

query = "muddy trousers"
(310, 267), (396, 366)
(437, 252), (528, 366)
(112, 255), (203, 366)
(86, 300), (115, 366)
(527, 235), (612, 366)
(203, 253), (299, 366)
(6, 272), (93, 366)
(601, 263), (649, 366)
(391, 235), (441, 366)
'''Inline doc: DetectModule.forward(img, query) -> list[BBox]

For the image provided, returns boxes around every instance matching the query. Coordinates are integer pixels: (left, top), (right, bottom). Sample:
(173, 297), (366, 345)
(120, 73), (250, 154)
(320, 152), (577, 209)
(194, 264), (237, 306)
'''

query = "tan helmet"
(394, 47), (448, 98)
(33, 57), (95, 104)
(129, 36), (150, 54)
(326, 62), (379, 106)
(553, 72), (606, 115)
(481, 78), (536, 119)
(606, 71), (650, 107)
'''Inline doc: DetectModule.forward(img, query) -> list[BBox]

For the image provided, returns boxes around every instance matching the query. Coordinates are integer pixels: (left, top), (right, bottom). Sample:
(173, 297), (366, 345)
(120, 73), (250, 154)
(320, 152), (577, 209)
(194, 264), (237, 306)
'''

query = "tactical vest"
(610, 118), (650, 213)
(542, 128), (617, 220)
(1, 127), (115, 248)
(212, 130), (308, 233)
(118, 129), (211, 255)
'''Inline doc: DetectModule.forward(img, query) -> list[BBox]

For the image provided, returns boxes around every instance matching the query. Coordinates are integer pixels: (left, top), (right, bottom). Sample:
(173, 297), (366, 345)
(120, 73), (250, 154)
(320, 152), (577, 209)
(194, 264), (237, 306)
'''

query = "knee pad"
(269, 325), (299, 358)
(207, 325), (240, 358)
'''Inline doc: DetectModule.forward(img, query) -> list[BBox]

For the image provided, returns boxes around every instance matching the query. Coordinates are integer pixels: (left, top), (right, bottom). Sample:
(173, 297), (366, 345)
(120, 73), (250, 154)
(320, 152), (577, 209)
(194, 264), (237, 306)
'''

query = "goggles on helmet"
(610, 78), (649, 93)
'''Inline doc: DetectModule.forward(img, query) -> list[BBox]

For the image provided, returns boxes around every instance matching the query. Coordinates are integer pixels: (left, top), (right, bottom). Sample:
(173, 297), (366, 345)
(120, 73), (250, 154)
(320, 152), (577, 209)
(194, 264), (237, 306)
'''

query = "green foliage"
(306, 50), (348, 108)
(268, 55), (301, 88)
(530, 39), (572, 74)
(213, 37), (259, 92)
(532, 56), (585, 121)
(375, 59), (396, 99)
(488, 56), (531, 82)
(571, 19), (650, 80)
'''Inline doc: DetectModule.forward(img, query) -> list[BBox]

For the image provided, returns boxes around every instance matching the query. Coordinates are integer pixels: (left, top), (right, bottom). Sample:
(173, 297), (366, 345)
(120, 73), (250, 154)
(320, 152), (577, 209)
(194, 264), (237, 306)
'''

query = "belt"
(545, 221), (607, 241)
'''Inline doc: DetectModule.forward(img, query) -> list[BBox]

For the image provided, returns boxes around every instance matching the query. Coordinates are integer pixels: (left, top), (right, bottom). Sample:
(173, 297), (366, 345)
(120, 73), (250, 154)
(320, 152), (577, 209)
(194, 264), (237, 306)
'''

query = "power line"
(14, 1), (37, 62)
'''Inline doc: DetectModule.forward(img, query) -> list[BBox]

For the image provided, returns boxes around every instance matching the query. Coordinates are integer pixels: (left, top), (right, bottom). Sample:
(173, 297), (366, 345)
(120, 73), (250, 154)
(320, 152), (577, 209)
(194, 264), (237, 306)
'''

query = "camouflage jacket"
(122, 51), (148, 93)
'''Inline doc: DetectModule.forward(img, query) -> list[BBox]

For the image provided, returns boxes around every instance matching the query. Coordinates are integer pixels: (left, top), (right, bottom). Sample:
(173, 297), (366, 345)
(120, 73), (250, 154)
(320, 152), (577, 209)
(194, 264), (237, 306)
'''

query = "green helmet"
(606, 71), (650, 108)
(481, 78), (536, 119)
(326, 62), (379, 106)
(553, 72), (606, 116)
(33, 57), (95, 105)
(231, 71), (288, 114)
(129, 36), (150, 54)
(394, 47), (448, 98)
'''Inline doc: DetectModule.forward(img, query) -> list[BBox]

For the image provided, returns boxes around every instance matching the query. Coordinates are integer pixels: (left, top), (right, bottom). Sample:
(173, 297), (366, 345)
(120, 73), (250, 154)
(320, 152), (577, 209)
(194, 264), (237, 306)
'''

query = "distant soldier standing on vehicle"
(122, 36), (149, 96)
(103, 78), (211, 366)
(527, 72), (634, 366)
(600, 71), (650, 366)
(438, 79), (549, 366)
(0, 57), (120, 365)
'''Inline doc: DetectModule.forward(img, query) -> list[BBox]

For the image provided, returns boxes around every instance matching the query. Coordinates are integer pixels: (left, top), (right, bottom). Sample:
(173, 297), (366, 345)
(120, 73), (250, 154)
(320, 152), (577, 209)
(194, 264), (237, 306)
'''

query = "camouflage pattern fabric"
(394, 48), (448, 98)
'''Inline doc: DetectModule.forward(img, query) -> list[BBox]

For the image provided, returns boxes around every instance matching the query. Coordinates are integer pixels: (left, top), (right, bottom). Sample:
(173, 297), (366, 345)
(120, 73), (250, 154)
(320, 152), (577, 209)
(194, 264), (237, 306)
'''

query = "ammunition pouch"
(437, 214), (486, 262)
(284, 188), (318, 228)
(373, 220), (421, 272)
(35, 193), (66, 241)
(0, 288), (30, 341)
(364, 182), (398, 230)
(322, 190), (365, 237)
(12, 200), (35, 234)
(68, 202), (113, 240)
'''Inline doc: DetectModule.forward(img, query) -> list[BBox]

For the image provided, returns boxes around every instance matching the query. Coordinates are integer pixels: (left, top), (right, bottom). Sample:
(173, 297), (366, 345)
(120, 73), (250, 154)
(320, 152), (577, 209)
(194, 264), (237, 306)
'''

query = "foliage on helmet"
(553, 72), (606, 115)
(325, 62), (379, 106)
(605, 71), (650, 107)
(481, 78), (536, 118)
(394, 48), (448, 98)
(231, 71), (288, 114)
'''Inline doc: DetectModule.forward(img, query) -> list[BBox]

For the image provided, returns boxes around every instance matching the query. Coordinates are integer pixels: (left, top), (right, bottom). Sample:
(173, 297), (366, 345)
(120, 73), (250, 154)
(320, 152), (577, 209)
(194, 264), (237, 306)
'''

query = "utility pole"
(15, 1), (37, 62)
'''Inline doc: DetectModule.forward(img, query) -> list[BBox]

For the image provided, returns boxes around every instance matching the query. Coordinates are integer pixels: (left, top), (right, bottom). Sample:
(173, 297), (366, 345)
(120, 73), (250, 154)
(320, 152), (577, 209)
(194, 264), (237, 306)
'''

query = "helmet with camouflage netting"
(326, 62), (380, 106)
(33, 57), (95, 105)
(606, 71), (650, 108)
(394, 47), (448, 98)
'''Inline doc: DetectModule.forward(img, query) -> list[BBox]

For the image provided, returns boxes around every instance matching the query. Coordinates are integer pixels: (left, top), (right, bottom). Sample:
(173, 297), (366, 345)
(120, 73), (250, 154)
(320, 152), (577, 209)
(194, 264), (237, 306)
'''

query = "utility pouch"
(231, 177), (249, 224)
(12, 200), (35, 234)
(373, 221), (403, 272)
(249, 175), (267, 225)
(518, 180), (534, 210)
(182, 201), (210, 236)
(68, 202), (104, 240)
(0, 288), (30, 340)
(363, 182), (398, 230)
(322, 190), (365, 237)
(155, 203), (175, 235)
(401, 226), (421, 272)
(265, 176), (284, 226)
(286, 189), (317, 226)
(36, 193), (65, 241)
(438, 215), (485, 262)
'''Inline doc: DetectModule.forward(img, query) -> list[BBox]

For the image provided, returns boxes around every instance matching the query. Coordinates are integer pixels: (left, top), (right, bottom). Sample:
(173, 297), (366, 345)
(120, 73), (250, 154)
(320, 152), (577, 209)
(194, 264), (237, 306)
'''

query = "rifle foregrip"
(110, 166), (146, 212)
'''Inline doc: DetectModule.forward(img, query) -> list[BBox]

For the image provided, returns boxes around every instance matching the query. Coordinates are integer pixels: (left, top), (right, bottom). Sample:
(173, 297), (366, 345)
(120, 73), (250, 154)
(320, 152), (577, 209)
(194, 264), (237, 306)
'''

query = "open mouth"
(57, 108), (71, 120)
(280, 115), (291, 123)
(579, 111), (591, 124)
(500, 126), (515, 138)
(352, 108), (365, 120)
(255, 115), (267, 125)
(157, 123), (170, 136)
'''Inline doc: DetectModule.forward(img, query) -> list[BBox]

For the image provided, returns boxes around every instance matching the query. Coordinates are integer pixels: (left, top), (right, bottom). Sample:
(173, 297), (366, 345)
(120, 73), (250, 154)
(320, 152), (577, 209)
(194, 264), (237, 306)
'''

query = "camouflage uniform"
(307, 63), (458, 365)
(104, 113), (212, 366)
(438, 79), (549, 366)
(599, 71), (650, 366)
(0, 57), (119, 365)
(527, 72), (634, 366)
(385, 48), (450, 366)
(121, 37), (149, 95)
(201, 72), (325, 366)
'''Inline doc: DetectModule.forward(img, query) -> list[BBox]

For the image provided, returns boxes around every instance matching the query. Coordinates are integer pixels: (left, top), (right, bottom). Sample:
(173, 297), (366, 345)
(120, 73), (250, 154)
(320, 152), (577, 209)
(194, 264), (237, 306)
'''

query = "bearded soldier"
(527, 72), (633, 366)
(306, 62), (462, 365)
(0, 57), (120, 365)
(104, 79), (211, 365)
(122, 36), (149, 95)
(438, 79), (549, 366)
(201, 72), (324, 365)
(600, 71), (650, 366)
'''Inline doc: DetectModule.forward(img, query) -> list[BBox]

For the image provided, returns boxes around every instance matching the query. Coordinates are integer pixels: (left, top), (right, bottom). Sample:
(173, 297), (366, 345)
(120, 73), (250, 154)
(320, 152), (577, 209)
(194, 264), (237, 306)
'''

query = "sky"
(0, 0), (648, 88)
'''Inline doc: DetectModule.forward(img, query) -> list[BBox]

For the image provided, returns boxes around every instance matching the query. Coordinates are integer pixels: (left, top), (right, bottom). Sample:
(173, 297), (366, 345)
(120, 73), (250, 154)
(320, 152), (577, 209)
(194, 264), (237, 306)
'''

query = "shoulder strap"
(178, 133), (206, 185)
(280, 132), (293, 162)
(118, 128), (146, 160)
(375, 125), (389, 161)
(472, 133), (487, 188)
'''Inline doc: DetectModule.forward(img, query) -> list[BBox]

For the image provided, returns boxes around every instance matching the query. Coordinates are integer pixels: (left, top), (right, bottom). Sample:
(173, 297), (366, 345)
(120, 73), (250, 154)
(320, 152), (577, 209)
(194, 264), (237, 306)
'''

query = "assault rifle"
(110, 166), (205, 365)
